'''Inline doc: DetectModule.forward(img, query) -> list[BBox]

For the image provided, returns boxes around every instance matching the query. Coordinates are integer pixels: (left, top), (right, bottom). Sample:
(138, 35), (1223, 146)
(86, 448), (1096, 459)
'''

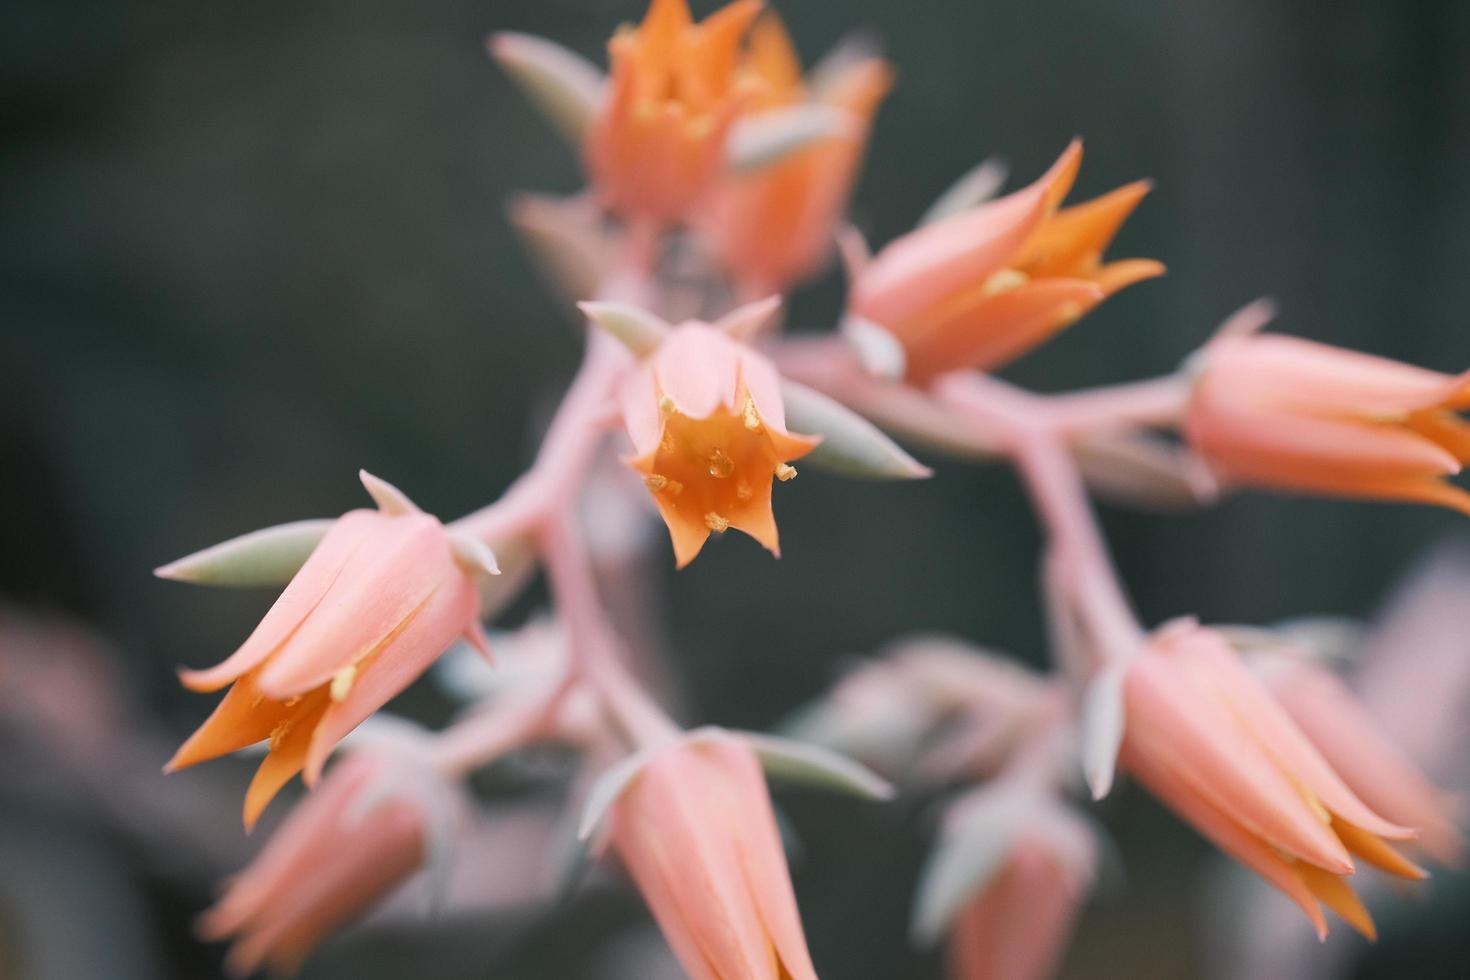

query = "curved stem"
(541, 513), (680, 749)
(934, 372), (1146, 670)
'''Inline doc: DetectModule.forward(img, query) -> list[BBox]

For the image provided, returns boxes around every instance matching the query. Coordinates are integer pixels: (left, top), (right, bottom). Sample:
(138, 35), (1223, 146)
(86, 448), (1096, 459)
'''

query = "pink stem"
(430, 678), (571, 778)
(541, 513), (681, 749)
(934, 373), (1146, 669)
(1044, 374), (1191, 436)
(443, 249), (680, 766)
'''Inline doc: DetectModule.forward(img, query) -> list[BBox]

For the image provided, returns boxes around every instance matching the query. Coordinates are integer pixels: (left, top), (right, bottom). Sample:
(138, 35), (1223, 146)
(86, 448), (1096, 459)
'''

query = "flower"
(608, 733), (819, 980)
(945, 814), (1093, 980)
(619, 322), (818, 567)
(197, 743), (450, 975)
(911, 778), (1094, 980)
(1119, 620), (1422, 939)
(1186, 333), (1470, 514)
(166, 473), (492, 828)
(698, 13), (892, 296)
(585, 0), (764, 227)
(849, 140), (1162, 381)
(1254, 649), (1465, 867)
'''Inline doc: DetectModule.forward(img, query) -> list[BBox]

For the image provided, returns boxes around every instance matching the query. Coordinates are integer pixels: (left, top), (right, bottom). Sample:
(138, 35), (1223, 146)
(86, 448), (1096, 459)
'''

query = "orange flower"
(198, 746), (446, 975)
(165, 475), (491, 828)
(850, 141), (1163, 381)
(609, 734), (820, 980)
(698, 13), (892, 295)
(1121, 621), (1423, 939)
(585, 0), (763, 227)
(1186, 332), (1470, 514)
(618, 322), (818, 567)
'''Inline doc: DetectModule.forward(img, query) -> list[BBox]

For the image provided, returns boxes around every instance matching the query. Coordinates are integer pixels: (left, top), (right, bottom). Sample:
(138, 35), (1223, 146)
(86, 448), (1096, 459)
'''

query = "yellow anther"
(330, 664), (358, 703)
(659, 395), (678, 417)
(742, 398), (763, 432)
(775, 463), (798, 482)
(268, 720), (291, 752)
(664, 479), (683, 495)
(708, 449), (734, 478)
(982, 268), (1029, 296)
(705, 512), (730, 533)
(644, 474), (668, 492)
(736, 481), (753, 501)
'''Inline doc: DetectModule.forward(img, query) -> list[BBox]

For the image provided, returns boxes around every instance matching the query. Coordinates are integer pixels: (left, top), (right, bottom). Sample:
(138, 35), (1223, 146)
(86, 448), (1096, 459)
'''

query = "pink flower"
(1186, 333), (1470, 513)
(1255, 650), (1465, 868)
(1119, 620), (1422, 939)
(849, 141), (1162, 382)
(919, 784), (1095, 980)
(166, 473), (492, 828)
(946, 828), (1092, 980)
(608, 733), (819, 980)
(198, 744), (450, 975)
(619, 322), (818, 567)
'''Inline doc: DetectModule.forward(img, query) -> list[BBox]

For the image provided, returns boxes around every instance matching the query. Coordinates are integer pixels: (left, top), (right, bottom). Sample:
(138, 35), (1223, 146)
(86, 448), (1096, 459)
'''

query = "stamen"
(268, 720), (291, 752)
(982, 268), (1029, 296)
(644, 474), (668, 492)
(708, 449), (734, 478)
(742, 398), (763, 432)
(775, 463), (798, 482)
(659, 395), (678, 417)
(705, 512), (730, 533)
(736, 481), (753, 501)
(330, 664), (358, 703)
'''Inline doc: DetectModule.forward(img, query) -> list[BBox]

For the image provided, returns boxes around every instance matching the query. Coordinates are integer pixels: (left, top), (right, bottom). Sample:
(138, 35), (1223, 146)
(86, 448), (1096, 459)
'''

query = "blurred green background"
(3, 0), (1469, 977)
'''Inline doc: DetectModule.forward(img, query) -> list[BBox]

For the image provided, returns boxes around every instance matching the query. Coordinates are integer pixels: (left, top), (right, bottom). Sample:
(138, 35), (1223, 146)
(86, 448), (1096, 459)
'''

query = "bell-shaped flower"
(165, 472), (495, 828)
(945, 816), (1093, 980)
(605, 732), (820, 980)
(1186, 332), (1470, 514)
(585, 0), (763, 227)
(697, 13), (892, 296)
(618, 321), (818, 567)
(848, 140), (1162, 382)
(197, 734), (458, 976)
(1253, 648), (1465, 868)
(1120, 620), (1422, 939)
(910, 780), (1094, 980)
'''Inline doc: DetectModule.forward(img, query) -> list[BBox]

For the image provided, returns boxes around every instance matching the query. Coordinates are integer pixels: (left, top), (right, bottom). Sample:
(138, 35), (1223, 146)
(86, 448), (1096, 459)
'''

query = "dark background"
(3, 1), (1469, 977)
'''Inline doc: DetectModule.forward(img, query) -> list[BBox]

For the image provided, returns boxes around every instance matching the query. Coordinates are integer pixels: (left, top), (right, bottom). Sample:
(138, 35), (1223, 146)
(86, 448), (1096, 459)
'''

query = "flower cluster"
(152, 1), (1467, 977)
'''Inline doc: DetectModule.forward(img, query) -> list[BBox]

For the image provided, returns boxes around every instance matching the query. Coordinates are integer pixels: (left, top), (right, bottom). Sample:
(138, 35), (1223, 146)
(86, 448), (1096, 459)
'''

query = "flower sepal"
(154, 519), (334, 588)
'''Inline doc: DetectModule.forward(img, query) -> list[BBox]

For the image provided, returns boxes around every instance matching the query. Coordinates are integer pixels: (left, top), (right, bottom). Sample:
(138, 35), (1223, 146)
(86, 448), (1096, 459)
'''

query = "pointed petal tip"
(359, 470), (420, 515)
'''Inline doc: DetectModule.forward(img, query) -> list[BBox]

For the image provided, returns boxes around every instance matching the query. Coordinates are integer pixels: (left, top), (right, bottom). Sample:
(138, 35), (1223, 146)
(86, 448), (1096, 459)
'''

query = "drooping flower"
(198, 739), (454, 975)
(607, 733), (819, 980)
(849, 140), (1163, 382)
(1253, 648), (1465, 867)
(945, 813), (1093, 980)
(1186, 332), (1470, 514)
(1120, 620), (1422, 939)
(165, 472), (494, 828)
(910, 778), (1094, 980)
(619, 322), (818, 567)
(585, 0), (764, 227)
(698, 12), (892, 296)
